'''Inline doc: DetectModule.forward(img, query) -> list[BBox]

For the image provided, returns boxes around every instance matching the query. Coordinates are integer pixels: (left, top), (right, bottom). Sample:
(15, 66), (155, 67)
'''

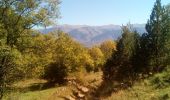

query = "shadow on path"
(87, 80), (133, 99)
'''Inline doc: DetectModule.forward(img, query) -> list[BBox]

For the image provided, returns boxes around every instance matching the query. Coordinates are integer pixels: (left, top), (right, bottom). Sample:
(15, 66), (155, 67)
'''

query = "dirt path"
(48, 72), (102, 100)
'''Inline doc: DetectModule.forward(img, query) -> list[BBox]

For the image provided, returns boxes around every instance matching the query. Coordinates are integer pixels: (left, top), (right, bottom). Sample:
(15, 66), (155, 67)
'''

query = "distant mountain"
(40, 24), (146, 46)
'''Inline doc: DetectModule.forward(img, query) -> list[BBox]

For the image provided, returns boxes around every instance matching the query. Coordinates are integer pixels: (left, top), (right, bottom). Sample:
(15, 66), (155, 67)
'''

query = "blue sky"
(58, 0), (169, 25)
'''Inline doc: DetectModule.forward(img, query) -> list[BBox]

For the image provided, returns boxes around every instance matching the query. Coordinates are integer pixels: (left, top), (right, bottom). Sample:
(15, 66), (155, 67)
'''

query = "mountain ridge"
(40, 24), (146, 46)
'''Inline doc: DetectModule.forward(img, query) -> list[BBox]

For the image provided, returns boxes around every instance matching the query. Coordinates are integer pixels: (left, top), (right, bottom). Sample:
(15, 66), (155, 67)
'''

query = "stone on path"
(67, 96), (76, 100)
(78, 92), (85, 98)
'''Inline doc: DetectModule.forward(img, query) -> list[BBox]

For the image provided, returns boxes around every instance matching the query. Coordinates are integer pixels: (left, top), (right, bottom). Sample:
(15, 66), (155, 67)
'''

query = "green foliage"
(151, 67), (170, 89)
(82, 52), (94, 72)
(0, 0), (60, 98)
(103, 24), (140, 83)
(54, 32), (91, 72)
(1, 0), (170, 99)
(144, 0), (170, 72)
(103, 0), (170, 89)
(0, 46), (25, 98)
(165, 3), (170, 14)
(89, 47), (104, 71)
(43, 32), (94, 83)
(44, 63), (67, 84)
(29, 33), (56, 78)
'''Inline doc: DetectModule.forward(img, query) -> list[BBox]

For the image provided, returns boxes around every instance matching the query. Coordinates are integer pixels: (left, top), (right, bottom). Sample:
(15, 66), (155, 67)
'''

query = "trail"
(64, 79), (90, 100)
(48, 72), (102, 100)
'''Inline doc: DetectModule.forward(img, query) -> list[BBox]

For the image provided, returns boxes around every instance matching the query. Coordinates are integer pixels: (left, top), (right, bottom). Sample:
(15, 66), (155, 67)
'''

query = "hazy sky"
(58, 0), (169, 25)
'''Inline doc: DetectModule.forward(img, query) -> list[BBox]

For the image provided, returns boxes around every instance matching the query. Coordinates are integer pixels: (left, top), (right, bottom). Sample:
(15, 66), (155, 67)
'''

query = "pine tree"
(103, 24), (140, 83)
(145, 0), (170, 72)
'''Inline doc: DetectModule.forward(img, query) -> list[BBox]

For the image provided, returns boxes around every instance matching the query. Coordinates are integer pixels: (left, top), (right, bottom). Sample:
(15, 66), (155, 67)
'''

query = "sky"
(58, 0), (170, 25)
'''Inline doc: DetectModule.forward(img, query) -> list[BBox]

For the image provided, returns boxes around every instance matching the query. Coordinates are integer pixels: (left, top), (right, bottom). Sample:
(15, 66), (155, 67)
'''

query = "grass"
(3, 72), (102, 100)
(104, 69), (170, 100)
(3, 70), (170, 100)
(106, 81), (170, 100)
(3, 79), (74, 100)
(5, 88), (58, 100)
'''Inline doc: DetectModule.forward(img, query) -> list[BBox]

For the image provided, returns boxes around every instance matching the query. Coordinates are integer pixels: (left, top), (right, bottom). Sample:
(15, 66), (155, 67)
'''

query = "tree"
(80, 48), (94, 73)
(133, 33), (151, 74)
(89, 47), (104, 71)
(165, 3), (170, 14)
(100, 40), (116, 60)
(145, 0), (170, 72)
(165, 3), (170, 66)
(43, 32), (93, 83)
(103, 24), (140, 83)
(0, 0), (60, 47)
(23, 33), (57, 78)
(0, 0), (60, 98)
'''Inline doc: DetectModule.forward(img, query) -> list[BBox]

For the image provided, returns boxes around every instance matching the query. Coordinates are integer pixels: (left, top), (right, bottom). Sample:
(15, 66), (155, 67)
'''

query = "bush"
(151, 67), (170, 89)
(43, 63), (67, 84)
(0, 46), (25, 98)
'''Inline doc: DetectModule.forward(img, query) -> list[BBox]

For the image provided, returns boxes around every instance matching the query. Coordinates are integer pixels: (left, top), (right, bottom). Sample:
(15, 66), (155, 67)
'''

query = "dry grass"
(3, 71), (170, 100)
(3, 72), (103, 100)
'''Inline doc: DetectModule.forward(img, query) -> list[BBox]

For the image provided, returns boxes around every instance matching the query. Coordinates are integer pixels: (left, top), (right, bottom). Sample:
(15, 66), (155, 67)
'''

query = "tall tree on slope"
(145, 0), (170, 72)
(0, 0), (60, 98)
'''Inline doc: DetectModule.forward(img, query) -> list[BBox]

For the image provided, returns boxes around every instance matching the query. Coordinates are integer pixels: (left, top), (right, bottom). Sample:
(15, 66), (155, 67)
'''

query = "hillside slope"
(40, 24), (146, 46)
(4, 69), (170, 100)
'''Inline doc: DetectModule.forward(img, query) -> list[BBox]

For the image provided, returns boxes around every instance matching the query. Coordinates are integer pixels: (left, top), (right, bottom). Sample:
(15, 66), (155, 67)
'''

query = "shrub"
(43, 63), (67, 84)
